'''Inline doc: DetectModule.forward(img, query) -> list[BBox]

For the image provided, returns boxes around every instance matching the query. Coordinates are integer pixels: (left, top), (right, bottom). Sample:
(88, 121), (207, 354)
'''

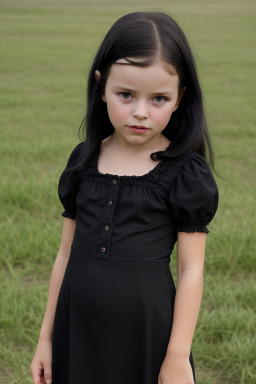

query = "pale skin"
(30, 59), (206, 384)
(30, 218), (76, 384)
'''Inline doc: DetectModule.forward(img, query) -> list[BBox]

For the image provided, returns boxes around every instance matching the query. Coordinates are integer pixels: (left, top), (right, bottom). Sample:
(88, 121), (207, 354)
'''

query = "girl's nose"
(132, 100), (149, 119)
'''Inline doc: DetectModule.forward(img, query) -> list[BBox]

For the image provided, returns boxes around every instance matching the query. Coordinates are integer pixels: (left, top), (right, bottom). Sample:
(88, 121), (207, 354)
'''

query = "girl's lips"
(129, 126), (149, 133)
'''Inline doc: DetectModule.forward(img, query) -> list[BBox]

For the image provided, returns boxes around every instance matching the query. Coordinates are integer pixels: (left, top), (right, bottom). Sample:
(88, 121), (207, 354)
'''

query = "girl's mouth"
(129, 125), (149, 133)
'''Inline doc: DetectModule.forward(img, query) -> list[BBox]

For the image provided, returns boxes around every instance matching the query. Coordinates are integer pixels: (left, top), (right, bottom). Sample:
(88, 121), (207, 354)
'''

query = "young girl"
(30, 11), (218, 384)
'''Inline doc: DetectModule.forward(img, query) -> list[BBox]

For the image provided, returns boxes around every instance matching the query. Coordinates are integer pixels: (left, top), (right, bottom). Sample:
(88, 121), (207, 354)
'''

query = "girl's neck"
(103, 134), (171, 155)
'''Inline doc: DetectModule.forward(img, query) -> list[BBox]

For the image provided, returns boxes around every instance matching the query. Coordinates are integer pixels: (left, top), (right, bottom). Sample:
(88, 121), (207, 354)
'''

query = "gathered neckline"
(90, 141), (173, 179)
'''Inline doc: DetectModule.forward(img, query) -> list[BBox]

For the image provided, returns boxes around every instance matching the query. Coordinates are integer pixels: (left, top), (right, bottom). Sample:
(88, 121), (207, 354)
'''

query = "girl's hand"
(30, 339), (52, 384)
(158, 353), (194, 384)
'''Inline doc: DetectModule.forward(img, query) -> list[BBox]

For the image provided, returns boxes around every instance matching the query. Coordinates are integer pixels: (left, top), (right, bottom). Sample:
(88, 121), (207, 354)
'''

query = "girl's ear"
(173, 86), (186, 112)
(95, 70), (101, 82)
(95, 70), (106, 102)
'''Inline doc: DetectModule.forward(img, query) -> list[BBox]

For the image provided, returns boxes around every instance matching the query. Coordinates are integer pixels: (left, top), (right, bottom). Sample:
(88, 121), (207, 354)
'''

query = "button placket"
(99, 177), (120, 256)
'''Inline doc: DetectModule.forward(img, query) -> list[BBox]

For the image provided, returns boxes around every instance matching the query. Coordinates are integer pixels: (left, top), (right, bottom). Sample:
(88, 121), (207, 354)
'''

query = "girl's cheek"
(153, 108), (173, 125)
(107, 102), (128, 121)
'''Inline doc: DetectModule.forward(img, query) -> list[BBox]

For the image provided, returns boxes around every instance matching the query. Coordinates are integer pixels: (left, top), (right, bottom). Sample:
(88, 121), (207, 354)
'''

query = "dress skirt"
(52, 247), (196, 384)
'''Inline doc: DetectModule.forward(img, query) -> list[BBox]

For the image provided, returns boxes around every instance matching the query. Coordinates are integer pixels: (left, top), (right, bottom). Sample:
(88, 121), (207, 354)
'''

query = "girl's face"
(96, 59), (184, 147)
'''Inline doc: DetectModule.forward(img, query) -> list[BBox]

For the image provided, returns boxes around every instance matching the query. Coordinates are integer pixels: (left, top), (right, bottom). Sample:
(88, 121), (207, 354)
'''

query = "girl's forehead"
(107, 59), (179, 89)
(114, 57), (178, 75)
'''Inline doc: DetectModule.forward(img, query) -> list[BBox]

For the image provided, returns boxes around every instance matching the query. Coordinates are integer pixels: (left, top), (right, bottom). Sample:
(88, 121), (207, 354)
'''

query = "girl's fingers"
(30, 364), (43, 384)
(42, 361), (52, 384)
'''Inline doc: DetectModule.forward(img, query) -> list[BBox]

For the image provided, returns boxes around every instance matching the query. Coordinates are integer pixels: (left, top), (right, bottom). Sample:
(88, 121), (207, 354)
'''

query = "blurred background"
(0, 1), (255, 383)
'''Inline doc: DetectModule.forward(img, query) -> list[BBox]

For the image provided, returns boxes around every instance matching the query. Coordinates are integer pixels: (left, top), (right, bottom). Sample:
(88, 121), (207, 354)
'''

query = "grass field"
(0, 0), (255, 383)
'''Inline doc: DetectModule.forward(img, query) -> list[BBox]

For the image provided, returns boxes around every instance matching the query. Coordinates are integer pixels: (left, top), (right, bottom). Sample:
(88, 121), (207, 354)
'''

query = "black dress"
(52, 141), (218, 384)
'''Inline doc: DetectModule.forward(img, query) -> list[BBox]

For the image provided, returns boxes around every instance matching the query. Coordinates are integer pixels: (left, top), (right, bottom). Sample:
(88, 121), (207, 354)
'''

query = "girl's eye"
(120, 92), (132, 100)
(153, 96), (167, 103)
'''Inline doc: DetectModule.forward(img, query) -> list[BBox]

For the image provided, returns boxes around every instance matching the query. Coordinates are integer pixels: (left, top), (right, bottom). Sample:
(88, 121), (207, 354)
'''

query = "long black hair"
(69, 11), (216, 173)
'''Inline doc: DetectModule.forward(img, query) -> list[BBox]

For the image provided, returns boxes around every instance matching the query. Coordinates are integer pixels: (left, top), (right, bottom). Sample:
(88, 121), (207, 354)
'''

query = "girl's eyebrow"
(112, 85), (175, 95)
(113, 85), (134, 92)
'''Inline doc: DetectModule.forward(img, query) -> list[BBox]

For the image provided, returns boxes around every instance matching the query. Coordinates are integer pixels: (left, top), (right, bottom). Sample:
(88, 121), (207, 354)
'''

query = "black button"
(105, 226), (110, 231)
(101, 247), (106, 253)
(108, 201), (113, 206)
(113, 179), (117, 185)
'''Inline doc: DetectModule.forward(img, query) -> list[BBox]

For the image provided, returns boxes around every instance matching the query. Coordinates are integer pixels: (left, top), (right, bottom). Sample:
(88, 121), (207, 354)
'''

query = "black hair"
(69, 11), (217, 173)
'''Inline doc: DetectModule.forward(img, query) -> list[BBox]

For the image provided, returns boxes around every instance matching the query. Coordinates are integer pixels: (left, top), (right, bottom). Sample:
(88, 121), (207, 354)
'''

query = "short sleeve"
(58, 142), (83, 219)
(169, 153), (219, 234)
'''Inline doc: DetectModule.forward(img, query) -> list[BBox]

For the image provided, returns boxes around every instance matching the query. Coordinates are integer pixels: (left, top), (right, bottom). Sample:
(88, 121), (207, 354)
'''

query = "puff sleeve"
(169, 153), (219, 234)
(58, 142), (82, 219)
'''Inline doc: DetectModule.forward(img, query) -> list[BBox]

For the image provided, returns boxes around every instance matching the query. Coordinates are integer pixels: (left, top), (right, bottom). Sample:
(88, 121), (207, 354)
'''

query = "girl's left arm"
(158, 231), (206, 383)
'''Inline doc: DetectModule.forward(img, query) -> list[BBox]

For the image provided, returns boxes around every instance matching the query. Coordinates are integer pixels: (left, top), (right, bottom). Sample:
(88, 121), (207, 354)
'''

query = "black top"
(58, 141), (219, 264)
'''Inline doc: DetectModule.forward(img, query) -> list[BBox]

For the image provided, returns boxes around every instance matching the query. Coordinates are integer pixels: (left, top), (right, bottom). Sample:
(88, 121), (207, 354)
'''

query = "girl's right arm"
(30, 217), (76, 384)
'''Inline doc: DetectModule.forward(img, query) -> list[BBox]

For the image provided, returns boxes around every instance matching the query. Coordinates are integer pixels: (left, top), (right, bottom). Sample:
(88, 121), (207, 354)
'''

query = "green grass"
(0, 0), (255, 383)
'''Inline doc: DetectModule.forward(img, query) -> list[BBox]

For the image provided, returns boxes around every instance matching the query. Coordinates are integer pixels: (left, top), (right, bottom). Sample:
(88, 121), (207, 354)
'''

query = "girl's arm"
(38, 217), (76, 341)
(158, 231), (206, 383)
(30, 217), (76, 384)
(167, 231), (206, 355)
